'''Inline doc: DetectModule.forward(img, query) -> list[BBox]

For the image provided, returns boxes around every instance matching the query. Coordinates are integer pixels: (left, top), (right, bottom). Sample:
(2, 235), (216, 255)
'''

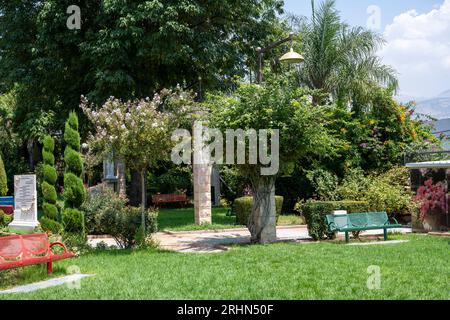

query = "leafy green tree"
(206, 75), (337, 243)
(63, 112), (86, 236)
(0, 152), (7, 196)
(82, 88), (195, 233)
(290, 0), (398, 107)
(0, 0), (285, 132)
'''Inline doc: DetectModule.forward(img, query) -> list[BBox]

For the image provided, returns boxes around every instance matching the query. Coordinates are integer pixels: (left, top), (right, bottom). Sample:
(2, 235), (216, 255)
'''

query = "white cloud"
(380, 0), (450, 97)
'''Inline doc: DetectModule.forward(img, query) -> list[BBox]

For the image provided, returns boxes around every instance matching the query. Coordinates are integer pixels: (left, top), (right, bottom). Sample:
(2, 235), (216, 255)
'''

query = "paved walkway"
(88, 226), (412, 253)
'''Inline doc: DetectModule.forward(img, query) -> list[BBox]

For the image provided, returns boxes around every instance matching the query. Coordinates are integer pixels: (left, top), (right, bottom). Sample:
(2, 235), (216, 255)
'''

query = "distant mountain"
(395, 90), (450, 119)
(437, 89), (450, 98)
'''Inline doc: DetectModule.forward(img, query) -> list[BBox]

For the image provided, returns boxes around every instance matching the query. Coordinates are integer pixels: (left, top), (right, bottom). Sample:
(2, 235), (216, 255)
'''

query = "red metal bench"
(0, 205), (14, 215)
(0, 233), (75, 274)
(152, 193), (188, 206)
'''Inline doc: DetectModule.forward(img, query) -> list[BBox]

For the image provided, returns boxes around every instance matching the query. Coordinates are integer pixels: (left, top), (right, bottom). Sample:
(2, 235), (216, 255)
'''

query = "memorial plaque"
(8, 174), (39, 231)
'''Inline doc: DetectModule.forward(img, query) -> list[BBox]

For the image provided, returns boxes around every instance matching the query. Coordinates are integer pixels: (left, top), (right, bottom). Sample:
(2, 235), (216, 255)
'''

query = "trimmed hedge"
(41, 135), (59, 226)
(296, 200), (370, 240)
(235, 196), (284, 226)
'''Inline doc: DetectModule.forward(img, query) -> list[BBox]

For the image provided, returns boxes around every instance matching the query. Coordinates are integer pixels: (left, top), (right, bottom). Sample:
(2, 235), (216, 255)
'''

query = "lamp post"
(256, 32), (304, 83)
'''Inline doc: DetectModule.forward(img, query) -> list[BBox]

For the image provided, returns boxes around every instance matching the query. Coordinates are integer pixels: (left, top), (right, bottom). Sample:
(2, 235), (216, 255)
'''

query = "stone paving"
(0, 274), (95, 294)
(88, 225), (412, 253)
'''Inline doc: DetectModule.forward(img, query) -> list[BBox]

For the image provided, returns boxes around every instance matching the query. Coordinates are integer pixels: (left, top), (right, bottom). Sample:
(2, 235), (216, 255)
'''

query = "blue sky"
(283, 0), (450, 98)
(284, 0), (441, 29)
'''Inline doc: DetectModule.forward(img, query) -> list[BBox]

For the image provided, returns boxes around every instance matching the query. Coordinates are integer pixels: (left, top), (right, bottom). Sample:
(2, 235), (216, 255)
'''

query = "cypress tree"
(40, 135), (63, 233)
(63, 112), (86, 236)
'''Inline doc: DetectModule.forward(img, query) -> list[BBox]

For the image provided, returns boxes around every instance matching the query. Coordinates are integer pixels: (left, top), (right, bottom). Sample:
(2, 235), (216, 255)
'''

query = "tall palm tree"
(293, 0), (398, 109)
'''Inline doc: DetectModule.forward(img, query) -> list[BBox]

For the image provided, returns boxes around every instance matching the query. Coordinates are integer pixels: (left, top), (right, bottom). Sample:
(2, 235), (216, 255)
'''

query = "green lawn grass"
(1, 234), (448, 299)
(157, 207), (304, 231)
(157, 207), (241, 231)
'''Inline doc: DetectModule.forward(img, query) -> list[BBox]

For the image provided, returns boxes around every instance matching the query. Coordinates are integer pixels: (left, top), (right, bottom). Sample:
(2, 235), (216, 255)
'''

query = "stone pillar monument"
(9, 174), (39, 231)
(193, 121), (212, 225)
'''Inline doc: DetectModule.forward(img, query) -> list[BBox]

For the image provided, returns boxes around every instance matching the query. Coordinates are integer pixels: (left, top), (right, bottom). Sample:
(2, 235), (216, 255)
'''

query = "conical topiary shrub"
(63, 112), (86, 238)
(40, 135), (63, 233)
(0, 152), (7, 196)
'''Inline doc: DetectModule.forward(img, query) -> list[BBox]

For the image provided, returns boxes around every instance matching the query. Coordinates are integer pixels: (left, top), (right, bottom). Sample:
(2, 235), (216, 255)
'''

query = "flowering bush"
(414, 178), (447, 221)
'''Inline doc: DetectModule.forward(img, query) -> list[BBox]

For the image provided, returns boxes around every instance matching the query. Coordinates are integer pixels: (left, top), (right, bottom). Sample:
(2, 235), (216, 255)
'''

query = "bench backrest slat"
(327, 212), (389, 231)
(0, 233), (49, 261)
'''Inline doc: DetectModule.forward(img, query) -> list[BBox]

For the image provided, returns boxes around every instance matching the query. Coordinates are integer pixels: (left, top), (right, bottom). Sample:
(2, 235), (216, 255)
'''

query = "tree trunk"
(248, 176), (277, 244)
(140, 170), (146, 234)
(117, 158), (126, 197)
(27, 138), (34, 172)
(129, 170), (142, 206)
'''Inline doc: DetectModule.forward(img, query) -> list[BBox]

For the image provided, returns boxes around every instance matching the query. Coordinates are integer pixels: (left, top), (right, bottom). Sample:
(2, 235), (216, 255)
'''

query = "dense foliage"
(295, 200), (370, 240)
(414, 178), (447, 221)
(335, 167), (417, 218)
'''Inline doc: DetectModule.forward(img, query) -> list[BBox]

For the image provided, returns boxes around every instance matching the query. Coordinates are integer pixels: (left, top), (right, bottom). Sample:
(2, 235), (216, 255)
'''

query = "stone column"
(193, 121), (212, 225)
(193, 164), (212, 224)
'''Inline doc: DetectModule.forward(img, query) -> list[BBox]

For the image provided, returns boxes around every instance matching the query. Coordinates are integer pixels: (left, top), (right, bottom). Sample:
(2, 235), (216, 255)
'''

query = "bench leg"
(47, 261), (53, 275)
(345, 232), (349, 243)
(383, 229), (388, 241)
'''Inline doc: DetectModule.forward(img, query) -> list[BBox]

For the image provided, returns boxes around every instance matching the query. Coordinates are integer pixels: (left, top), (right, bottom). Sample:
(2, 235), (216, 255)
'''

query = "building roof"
(405, 160), (450, 169)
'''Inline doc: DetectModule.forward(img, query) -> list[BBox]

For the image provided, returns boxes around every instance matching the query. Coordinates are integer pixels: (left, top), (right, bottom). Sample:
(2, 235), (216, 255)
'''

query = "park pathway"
(88, 225), (412, 253)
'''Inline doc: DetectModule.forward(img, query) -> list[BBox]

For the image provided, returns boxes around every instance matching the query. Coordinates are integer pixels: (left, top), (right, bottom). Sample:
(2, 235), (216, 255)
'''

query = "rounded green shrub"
(40, 217), (63, 234)
(99, 206), (158, 248)
(42, 202), (59, 220)
(235, 196), (284, 226)
(64, 112), (81, 152)
(43, 164), (57, 185)
(64, 147), (83, 176)
(63, 173), (86, 208)
(41, 181), (57, 203)
(63, 208), (85, 234)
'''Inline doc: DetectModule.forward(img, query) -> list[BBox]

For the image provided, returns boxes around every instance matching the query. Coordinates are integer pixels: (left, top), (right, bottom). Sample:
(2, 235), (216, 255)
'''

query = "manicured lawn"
(157, 207), (304, 231)
(1, 235), (448, 299)
(157, 207), (241, 231)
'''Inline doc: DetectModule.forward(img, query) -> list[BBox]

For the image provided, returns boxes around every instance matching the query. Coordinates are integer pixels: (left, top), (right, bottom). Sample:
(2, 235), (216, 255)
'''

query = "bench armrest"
(50, 242), (70, 254)
(328, 221), (337, 231)
(384, 217), (399, 225)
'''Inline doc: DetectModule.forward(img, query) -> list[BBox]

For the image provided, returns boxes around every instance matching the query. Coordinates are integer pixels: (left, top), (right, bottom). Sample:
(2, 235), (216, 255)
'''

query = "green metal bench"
(326, 212), (402, 243)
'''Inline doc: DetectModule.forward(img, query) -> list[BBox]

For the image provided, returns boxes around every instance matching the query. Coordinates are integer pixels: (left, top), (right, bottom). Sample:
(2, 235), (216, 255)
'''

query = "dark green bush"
(42, 202), (59, 220)
(100, 206), (158, 249)
(64, 147), (83, 176)
(80, 188), (127, 234)
(64, 113), (81, 152)
(42, 164), (57, 185)
(62, 208), (85, 234)
(63, 172), (86, 208)
(40, 217), (63, 234)
(235, 196), (284, 226)
(41, 181), (57, 203)
(295, 200), (370, 240)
